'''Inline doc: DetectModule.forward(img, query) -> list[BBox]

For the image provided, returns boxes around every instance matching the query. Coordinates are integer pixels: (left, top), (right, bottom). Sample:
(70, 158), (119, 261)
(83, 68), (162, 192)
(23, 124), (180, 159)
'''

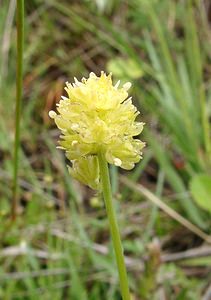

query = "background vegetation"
(0, 0), (211, 299)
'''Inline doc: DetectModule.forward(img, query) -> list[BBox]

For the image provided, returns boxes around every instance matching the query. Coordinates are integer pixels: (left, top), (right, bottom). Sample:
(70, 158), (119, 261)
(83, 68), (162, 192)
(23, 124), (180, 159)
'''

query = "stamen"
(114, 80), (120, 89)
(114, 158), (122, 167)
(123, 82), (132, 91)
(49, 110), (57, 119)
(71, 123), (79, 131)
(71, 140), (78, 146)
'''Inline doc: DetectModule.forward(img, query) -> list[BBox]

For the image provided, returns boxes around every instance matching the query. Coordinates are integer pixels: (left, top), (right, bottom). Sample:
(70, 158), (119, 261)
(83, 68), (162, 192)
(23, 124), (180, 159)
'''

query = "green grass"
(0, 0), (211, 299)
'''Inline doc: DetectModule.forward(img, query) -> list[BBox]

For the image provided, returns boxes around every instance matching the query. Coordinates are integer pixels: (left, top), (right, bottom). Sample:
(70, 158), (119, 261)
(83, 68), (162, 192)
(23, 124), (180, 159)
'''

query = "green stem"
(98, 151), (131, 300)
(12, 0), (24, 220)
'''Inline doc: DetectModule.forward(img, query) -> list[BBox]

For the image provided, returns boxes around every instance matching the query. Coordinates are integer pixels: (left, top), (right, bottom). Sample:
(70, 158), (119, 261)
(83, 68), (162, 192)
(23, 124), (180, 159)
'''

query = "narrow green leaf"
(190, 174), (211, 213)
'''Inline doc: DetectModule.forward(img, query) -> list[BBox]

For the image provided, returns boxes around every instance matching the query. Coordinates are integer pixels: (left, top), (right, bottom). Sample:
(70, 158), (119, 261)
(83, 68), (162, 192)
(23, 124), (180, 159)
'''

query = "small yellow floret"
(49, 72), (145, 189)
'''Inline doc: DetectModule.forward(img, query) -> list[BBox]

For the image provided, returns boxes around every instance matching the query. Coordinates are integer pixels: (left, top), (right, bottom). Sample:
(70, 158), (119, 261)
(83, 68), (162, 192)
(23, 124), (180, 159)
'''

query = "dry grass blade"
(121, 176), (211, 244)
(162, 245), (211, 262)
(203, 284), (211, 300)
(0, 244), (63, 260)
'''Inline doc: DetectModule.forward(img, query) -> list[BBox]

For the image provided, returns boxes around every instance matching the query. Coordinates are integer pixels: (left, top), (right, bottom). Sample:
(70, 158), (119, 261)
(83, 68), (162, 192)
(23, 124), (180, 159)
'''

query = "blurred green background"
(0, 0), (211, 299)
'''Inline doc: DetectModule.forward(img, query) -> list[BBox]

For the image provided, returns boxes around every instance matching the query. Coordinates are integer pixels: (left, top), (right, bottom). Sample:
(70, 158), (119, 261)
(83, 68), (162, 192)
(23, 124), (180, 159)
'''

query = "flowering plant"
(50, 72), (145, 300)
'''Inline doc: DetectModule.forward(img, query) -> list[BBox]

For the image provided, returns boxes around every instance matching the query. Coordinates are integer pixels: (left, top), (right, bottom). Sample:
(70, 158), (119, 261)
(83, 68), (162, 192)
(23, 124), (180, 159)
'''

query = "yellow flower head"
(49, 72), (145, 189)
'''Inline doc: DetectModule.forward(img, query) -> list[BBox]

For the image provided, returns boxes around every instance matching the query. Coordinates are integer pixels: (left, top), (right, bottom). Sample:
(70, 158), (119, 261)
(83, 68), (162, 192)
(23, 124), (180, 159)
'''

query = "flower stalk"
(12, 0), (24, 220)
(98, 150), (131, 300)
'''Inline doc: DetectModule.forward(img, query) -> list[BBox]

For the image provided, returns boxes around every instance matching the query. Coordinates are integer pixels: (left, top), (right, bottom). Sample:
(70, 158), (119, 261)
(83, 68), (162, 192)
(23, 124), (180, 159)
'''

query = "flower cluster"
(49, 72), (145, 189)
